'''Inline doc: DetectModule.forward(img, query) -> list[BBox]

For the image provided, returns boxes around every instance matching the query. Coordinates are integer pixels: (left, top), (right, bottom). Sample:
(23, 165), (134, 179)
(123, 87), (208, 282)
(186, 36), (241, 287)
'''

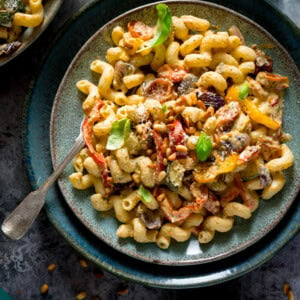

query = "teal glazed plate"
(0, 0), (63, 67)
(24, 0), (300, 288)
(50, 0), (300, 265)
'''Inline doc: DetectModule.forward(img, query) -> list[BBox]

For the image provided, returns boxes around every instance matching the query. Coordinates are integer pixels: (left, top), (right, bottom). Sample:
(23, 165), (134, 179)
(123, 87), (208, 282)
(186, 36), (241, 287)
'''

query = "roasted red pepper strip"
(169, 119), (187, 159)
(82, 99), (112, 187)
(153, 130), (165, 182)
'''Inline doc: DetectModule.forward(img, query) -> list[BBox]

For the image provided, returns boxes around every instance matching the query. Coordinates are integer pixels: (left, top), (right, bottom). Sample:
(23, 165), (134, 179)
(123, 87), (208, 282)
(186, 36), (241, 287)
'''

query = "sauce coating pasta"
(70, 6), (293, 249)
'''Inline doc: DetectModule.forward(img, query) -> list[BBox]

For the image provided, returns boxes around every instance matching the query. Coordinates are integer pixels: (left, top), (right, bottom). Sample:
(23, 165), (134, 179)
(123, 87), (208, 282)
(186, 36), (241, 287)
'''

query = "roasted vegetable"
(113, 61), (136, 90)
(168, 119), (187, 158)
(255, 49), (273, 74)
(128, 21), (153, 40)
(158, 64), (187, 83)
(82, 99), (111, 187)
(196, 91), (225, 110)
(177, 73), (198, 95)
(137, 204), (163, 229)
(0, 0), (25, 12)
(241, 99), (280, 130)
(142, 78), (174, 101)
(0, 11), (13, 27)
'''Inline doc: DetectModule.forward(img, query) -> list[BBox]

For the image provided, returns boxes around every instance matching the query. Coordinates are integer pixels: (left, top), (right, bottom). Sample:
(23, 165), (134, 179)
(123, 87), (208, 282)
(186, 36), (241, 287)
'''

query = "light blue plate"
(24, 0), (300, 288)
(50, 0), (300, 265)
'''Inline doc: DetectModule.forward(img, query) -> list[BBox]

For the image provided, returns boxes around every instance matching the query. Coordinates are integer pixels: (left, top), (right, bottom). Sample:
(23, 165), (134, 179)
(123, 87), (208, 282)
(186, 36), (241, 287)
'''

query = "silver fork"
(1, 130), (85, 240)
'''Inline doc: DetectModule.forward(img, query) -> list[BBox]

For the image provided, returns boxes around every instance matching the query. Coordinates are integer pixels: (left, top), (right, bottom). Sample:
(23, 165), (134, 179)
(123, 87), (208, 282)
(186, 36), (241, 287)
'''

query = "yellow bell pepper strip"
(241, 98), (280, 130)
(82, 99), (112, 187)
(225, 84), (241, 102)
(225, 82), (248, 101)
(193, 153), (239, 183)
(225, 83), (280, 130)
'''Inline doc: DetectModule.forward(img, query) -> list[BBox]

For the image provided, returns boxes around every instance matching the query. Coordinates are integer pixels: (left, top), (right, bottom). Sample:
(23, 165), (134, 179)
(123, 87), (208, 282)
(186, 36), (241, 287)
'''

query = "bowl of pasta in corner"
(0, 0), (63, 67)
(50, 1), (300, 265)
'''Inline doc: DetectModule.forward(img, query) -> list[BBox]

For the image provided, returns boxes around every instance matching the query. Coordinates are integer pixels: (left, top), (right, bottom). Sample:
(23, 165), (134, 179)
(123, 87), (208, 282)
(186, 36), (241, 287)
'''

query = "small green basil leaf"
(239, 82), (249, 100)
(137, 4), (171, 53)
(138, 185), (154, 203)
(162, 104), (168, 114)
(106, 118), (131, 150)
(196, 132), (212, 162)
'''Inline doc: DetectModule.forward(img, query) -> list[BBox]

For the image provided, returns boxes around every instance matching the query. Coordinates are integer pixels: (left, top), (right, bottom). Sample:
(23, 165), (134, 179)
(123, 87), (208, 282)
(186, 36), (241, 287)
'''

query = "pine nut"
(47, 264), (56, 272)
(157, 193), (166, 202)
(175, 145), (188, 153)
(76, 291), (87, 300)
(40, 284), (49, 294)
(168, 153), (177, 161)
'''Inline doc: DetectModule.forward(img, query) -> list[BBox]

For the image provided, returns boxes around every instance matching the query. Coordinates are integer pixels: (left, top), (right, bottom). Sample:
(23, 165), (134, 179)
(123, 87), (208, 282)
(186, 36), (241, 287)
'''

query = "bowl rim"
(50, 0), (300, 266)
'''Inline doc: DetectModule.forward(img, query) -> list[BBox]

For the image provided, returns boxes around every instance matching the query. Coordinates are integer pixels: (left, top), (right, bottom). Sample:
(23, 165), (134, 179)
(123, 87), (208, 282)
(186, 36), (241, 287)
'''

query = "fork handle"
(1, 134), (85, 240)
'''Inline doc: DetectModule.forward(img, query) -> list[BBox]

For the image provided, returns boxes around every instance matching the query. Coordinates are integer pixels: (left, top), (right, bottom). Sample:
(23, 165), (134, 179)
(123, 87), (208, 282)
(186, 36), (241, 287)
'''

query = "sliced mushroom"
(220, 132), (250, 153)
(177, 73), (198, 96)
(113, 60), (136, 90)
(137, 204), (163, 230)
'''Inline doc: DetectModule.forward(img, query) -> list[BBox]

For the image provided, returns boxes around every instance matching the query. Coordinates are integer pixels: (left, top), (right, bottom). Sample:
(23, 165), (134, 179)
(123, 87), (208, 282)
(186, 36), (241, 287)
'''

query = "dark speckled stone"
(0, 0), (300, 299)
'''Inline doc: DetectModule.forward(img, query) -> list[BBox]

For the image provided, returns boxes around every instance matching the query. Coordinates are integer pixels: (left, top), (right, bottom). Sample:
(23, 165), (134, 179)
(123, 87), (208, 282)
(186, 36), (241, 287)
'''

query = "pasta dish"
(69, 4), (294, 249)
(0, 0), (44, 56)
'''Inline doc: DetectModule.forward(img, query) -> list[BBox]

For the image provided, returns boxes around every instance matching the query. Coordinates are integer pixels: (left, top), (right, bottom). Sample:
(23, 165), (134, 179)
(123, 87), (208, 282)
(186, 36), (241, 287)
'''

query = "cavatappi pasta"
(69, 5), (294, 249)
(0, 0), (44, 56)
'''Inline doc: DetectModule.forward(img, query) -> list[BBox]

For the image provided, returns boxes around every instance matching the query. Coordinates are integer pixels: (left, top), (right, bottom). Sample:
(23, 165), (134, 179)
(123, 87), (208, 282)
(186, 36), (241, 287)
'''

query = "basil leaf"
(137, 4), (171, 53)
(239, 82), (249, 100)
(196, 132), (212, 162)
(138, 185), (154, 203)
(162, 104), (168, 114)
(106, 118), (131, 150)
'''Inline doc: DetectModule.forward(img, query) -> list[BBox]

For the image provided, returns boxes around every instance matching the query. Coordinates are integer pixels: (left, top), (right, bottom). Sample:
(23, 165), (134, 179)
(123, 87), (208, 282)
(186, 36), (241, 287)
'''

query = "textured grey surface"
(0, 0), (299, 299)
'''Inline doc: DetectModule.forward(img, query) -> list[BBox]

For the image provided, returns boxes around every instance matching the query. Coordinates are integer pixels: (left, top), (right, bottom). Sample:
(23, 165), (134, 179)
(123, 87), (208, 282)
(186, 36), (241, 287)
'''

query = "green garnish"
(196, 132), (212, 162)
(162, 104), (169, 114)
(137, 4), (171, 53)
(138, 185), (155, 203)
(239, 82), (249, 100)
(106, 118), (131, 150)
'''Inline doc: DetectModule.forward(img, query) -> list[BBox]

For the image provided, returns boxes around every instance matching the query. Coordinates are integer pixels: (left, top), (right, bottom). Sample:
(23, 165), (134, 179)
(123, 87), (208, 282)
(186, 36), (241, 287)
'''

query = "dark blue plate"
(24, 0), (300, 288)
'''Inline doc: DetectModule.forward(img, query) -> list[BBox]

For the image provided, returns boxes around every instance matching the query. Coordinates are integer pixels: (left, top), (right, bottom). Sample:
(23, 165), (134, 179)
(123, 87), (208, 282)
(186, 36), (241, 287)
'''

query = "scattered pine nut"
(47, 263), (56, 272)
(76, 291), (87, 300)
(117, 287), (128, 295)
(79, 259), (88, 268)
(168, 153), (177, 161)
(157, 193), (166, 202)
(40, 284), (48, 294)
(175, 145), (188, 153)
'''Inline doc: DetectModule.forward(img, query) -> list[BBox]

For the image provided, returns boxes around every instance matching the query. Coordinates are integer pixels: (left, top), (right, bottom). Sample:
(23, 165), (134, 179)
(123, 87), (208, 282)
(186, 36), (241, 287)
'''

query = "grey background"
(0, 0), (299, 299)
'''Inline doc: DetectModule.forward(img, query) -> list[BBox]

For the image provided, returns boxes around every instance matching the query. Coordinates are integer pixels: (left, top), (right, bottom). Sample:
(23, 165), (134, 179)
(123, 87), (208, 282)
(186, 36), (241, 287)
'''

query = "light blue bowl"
(24, 0), (300, 288)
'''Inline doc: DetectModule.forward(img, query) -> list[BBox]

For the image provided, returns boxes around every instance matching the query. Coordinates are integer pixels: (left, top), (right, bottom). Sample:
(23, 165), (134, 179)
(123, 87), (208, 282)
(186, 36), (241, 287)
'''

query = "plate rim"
(23, 0), (300, 288)
(0, 0), (64, 67)
(50, 0), (300, 265)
